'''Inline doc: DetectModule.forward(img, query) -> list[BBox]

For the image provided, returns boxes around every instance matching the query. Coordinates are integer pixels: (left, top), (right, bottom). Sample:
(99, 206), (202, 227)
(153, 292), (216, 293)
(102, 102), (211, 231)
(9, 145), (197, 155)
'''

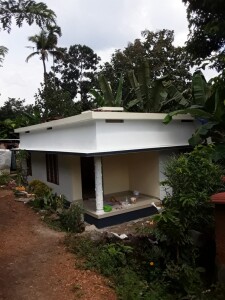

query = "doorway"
(80, 157), (95, 199)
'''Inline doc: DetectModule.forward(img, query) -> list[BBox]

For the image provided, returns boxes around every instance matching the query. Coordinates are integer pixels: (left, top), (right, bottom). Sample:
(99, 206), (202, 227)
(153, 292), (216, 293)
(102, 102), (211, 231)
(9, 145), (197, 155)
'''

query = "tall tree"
(0, 0), (56, 66)
(53, 44), (100, 110)
(182, 0), (225, 70)
(34, 81), (82, 121)
(25, 25), (63, 83)
(100, 29), (192, 107)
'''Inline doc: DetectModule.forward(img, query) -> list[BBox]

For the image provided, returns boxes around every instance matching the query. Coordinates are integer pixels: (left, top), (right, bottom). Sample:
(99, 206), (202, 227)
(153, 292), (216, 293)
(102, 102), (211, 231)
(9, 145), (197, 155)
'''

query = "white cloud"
(0, 0), (198, 107)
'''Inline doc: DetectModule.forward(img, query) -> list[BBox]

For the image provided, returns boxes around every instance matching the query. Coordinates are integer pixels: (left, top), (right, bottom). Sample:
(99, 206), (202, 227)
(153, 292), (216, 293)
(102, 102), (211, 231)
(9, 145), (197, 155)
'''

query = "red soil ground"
(0, 189), (117, 300)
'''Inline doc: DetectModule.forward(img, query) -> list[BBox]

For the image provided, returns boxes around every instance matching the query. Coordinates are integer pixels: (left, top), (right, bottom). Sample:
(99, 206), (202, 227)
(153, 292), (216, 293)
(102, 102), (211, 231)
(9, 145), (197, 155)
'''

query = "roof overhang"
(15, 111), (193, 133)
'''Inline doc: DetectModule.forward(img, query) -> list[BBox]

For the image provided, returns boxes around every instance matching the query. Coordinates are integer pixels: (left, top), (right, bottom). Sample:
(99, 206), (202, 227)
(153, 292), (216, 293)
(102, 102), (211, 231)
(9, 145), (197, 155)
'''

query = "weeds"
(0, 172), (11, 185)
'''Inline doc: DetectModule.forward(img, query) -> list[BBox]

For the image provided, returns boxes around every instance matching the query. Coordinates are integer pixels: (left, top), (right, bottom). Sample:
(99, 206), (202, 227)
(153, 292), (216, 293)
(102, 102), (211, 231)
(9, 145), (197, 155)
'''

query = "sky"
(0, 0), (216, 107)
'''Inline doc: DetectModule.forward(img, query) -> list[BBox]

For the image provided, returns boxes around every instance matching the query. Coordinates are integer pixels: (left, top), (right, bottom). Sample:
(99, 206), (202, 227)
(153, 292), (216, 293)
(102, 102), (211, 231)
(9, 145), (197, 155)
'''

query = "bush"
(28, 179), (52, 198)
(59, 203), (84, 233)
(0, 172), (11, 185)
(159, 145), (224, 236)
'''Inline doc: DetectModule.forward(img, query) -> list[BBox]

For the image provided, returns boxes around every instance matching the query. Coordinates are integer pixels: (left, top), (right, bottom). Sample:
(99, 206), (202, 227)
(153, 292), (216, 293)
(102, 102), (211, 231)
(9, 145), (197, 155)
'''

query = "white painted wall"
(20, 122), (97, 153)
(102, 155), (129, 194)
(102, 152), (160, 197)
(18, 116), (196, 155)
(29, 152), (82, 201)
(96, 119), (195, 152)
(128, 152), (159, 198)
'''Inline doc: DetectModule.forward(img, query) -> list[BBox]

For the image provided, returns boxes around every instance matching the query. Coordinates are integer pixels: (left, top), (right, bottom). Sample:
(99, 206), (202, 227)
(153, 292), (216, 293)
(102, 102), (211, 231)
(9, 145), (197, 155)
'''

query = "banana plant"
(127, 60), (189, 112)
(163, 70), (225, 147)
(90, 73), (124, 107)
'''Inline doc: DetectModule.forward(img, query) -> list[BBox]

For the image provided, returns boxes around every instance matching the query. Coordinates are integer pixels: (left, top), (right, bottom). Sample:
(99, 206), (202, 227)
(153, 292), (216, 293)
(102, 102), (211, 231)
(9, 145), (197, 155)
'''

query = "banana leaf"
(90, 89), (105, 107)
(192, 70), (210, 106)
(163, 108), (213, 124)
(188, 122), (217, 146)
(115, 74), (124, 106)
(163, 81), (189, 107)
(98, 74), (114, 106)
(128, 70), (143, 109)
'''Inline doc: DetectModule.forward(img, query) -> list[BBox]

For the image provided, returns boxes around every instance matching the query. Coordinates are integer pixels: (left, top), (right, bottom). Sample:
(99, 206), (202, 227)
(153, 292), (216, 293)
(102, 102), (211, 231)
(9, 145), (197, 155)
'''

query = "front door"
(80, 157), (95, 199)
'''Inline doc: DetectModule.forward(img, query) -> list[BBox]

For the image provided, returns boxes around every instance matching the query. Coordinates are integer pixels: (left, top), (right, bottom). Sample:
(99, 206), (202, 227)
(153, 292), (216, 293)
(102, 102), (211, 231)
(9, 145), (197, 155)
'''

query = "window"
(27, 152), (32, 176)
(46, 153), (59, 185)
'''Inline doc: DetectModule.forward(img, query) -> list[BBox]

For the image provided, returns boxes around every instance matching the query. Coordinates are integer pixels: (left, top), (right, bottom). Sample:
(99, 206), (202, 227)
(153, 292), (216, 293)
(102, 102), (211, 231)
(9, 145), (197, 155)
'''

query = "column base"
(95, 209), (104, 215)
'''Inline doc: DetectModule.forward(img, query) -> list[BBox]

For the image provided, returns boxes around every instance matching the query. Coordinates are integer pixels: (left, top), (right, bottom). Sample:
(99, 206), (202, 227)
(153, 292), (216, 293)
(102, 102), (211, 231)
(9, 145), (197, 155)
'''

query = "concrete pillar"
(94, 156), (104, 215)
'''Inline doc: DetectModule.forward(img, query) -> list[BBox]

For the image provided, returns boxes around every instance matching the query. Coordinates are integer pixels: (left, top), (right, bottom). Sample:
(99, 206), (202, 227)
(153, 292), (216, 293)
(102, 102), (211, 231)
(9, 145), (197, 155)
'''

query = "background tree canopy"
(183, 0), (225, 70)
(52, 44), (100, 111)
(100, 29), (192, 108)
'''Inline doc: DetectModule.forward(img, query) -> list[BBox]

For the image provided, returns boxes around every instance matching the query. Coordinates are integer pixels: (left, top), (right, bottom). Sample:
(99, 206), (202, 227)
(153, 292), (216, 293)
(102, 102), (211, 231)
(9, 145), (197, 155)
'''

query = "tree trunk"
(41, 54), (47, 85)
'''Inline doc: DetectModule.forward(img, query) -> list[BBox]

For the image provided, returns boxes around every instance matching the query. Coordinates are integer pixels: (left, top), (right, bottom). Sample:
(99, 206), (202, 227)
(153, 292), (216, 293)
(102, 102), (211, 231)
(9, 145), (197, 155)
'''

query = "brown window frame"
(46, 153), (59, 185)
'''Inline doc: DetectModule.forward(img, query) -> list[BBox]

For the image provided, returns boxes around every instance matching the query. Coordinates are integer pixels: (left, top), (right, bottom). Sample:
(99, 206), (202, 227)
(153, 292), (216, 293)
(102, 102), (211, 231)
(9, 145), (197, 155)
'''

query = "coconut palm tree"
(25, 25), (63, 84)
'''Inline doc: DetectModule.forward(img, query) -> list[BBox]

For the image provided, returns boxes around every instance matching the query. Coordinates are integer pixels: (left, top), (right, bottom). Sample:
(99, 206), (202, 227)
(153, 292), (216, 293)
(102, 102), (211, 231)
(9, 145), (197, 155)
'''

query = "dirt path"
(0, 190), (117, 300)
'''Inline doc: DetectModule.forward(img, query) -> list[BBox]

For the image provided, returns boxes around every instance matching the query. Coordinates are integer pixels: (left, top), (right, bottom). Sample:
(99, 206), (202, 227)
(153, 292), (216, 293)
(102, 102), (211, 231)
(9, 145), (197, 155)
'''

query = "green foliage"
(155, 145), (223, 251)
(88, 243), (133, 277)
(66, 235), (145, 298)
(182, 0), (225, 71)
(28, 179), (52, 198)
(162, 262), (204, 297)
(0, 98), (39, 138)
(65, 235), (97, 258)
(163, 145), (223, 198)
(115, 268), (149, 300)
(100, 29), (192, 109)
(164, 71), (225, 148)
(0, 0), (56, 33)
(53, 44), (100, 110)
(59, 203), (84, 233)
(0, 172), (11, 185)
(143, 145), (224, 297)
(91, 73), (124, 108)
(34, 81), (79, 121)
(127, 61), (189, 113)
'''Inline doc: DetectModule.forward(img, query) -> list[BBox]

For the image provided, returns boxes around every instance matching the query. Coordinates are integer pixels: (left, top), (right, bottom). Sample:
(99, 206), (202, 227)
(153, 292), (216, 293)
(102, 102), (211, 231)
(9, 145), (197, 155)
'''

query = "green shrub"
(115, 268), (149, 300)
(28, 179), (52, 198)
(0, 172), (11, 185)
(59, 203), (84, 233)
(65, 235), (99, 258)
(86, 243), (133, 277)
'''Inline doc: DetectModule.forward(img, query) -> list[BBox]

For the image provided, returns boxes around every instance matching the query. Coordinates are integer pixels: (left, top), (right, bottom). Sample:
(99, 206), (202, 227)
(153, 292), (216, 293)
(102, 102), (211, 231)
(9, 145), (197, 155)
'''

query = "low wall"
(0, 150), (11, 175)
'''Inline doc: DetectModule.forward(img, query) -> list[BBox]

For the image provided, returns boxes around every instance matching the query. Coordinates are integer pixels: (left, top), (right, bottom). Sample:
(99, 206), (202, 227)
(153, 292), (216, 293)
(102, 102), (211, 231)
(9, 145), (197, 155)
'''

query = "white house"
(15, 108), (196, 227)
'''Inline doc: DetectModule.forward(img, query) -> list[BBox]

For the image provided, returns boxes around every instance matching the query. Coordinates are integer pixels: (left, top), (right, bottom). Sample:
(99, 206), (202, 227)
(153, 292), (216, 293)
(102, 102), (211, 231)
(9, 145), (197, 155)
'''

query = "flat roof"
(17, 145), (192, 157)
(15, 111), (193, 133)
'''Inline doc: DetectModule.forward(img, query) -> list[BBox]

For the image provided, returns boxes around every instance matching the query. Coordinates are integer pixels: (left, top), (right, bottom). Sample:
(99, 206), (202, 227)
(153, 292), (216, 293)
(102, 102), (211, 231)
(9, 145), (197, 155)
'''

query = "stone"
(85, 224), (98, 232)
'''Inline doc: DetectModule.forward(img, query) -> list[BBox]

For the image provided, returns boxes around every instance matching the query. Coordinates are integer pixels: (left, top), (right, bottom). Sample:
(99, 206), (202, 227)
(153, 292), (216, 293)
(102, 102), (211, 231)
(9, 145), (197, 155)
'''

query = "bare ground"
(0, 189), (117, 300)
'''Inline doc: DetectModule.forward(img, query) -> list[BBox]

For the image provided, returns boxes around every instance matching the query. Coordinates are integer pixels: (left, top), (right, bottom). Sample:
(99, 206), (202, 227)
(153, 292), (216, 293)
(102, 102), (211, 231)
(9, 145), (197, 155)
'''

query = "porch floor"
(83, 191), (159, 219)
